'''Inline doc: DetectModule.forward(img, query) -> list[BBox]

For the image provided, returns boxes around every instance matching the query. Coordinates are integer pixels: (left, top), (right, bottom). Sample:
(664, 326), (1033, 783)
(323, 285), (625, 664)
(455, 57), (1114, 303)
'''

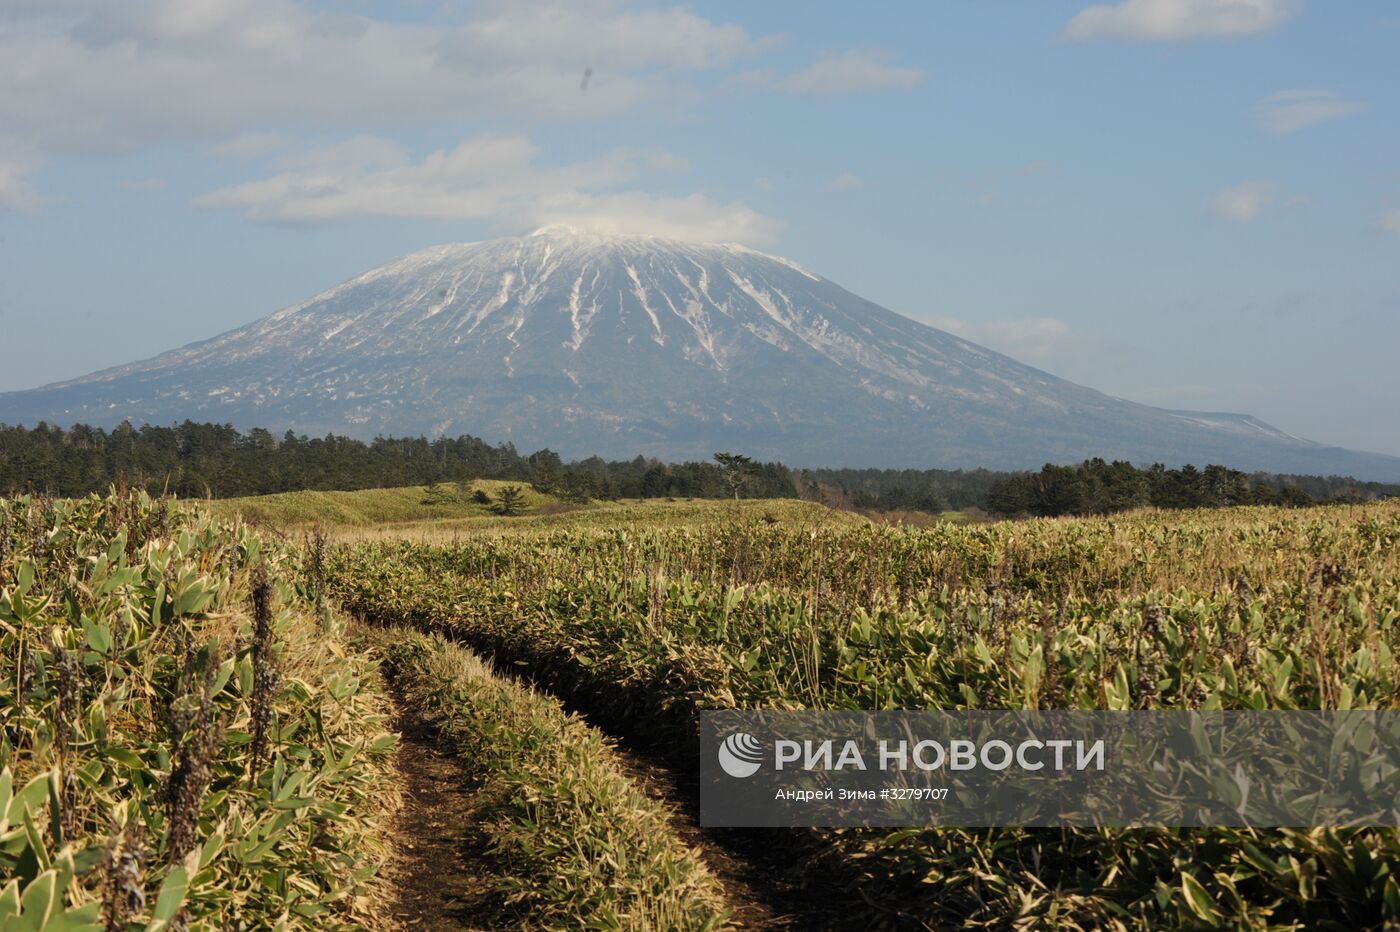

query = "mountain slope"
(3, 228), (1398, 479)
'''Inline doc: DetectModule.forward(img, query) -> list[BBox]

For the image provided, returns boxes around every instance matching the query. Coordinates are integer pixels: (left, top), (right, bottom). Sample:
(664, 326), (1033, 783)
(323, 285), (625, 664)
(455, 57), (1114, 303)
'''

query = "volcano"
(3, 227), (1397, 479)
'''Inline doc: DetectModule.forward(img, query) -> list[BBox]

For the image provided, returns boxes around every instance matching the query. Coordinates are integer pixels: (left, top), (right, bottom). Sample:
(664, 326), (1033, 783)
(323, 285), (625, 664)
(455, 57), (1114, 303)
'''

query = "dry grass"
(334, 497), (866, 544)
(206, 482), (866, 544)
(207, 480), (561, 528)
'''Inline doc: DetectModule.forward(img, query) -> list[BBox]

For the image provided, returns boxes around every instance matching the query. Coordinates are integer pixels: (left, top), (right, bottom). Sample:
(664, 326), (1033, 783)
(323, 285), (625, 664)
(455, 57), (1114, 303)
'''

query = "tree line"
(1, 421), (1394, 514)
(980, 458), (1392, 517)
(0, 421), (796, 501)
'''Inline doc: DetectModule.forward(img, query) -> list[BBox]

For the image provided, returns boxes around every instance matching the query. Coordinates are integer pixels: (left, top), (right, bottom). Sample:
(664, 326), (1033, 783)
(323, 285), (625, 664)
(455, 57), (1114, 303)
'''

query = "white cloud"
(1065, 0), (1302, 41)
(824, 172), (864, 191)
(0, 0), (773, 157)
(1376, 209), (1400, 236)
(1020, 159), (1055, 176)
(1256, 90), (1364, 134)
(193, 133), (783, 245)
(775, 50), (924, 94)
(0, 0), (798, 214)
(120, 177), (166, 191)
(527, 192), (783, 245)
(441, 1), (778, 71)
(926, 315), (1078, 362)
(1212, 181), (1278, 221)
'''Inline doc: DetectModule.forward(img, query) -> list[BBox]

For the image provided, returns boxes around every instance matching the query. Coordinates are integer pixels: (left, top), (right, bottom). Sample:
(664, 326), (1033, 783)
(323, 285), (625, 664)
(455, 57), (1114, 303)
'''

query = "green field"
(6, 489), (1400, 928)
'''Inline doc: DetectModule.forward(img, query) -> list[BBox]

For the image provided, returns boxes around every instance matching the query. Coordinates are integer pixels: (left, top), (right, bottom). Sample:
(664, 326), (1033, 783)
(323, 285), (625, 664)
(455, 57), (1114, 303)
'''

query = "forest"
(1, 420), (1395, 514)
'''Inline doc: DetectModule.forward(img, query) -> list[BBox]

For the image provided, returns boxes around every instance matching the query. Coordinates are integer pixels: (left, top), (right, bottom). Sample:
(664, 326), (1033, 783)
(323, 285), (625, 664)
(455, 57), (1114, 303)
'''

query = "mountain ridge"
(4, 229), (1398, 480)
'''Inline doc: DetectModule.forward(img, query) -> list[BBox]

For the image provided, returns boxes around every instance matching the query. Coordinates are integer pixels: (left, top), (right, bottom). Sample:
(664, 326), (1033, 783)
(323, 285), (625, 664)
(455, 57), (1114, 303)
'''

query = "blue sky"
(2, 0), (1398, 454)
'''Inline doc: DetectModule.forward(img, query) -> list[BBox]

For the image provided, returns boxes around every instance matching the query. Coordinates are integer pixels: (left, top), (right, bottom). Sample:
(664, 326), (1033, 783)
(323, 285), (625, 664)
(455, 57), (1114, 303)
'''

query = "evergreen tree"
(494, 485), (526, 516)
(713, 452), (756, 500)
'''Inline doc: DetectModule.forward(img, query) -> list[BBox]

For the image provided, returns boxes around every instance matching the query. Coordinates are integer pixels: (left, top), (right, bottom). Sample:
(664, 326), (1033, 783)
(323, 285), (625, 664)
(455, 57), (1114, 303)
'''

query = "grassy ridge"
(208, 480), (562, 527)
(1, 491), (398, 928)
(211, 481), (865, 539)
(340, 498), (867, 543)
(373, 628), (731, 930)
(332, 503), (1400, 928)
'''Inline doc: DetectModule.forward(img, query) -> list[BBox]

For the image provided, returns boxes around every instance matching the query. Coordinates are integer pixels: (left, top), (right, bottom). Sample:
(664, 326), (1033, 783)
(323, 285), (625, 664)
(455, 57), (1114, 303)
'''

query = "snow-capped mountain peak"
(2, 232), (1397, 479)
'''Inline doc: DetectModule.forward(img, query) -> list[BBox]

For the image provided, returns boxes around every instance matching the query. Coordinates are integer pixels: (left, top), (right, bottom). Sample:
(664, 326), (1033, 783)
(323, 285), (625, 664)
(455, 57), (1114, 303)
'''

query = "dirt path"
(382, 704), (494, 930)
(383, 695), (838, 930)
(602, 738), (825, 930)
(372, 637), (861, 930)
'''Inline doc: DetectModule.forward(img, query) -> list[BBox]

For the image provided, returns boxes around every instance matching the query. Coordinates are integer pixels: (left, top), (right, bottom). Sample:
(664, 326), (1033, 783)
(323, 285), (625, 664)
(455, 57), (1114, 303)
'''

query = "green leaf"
(198, 831), (224, 871)
(1383, 876), (1400, 916)
(211, 656), (236, 697)
(149, 866), (189, 927)
(21, 810), (49, 874)
(17, 870), (57, 928)
(44, 901), (101, 932)
(0, 770), (12, 827)
(5, 774), (50, 826)
(80, 618), (112, 655)
(1272, 656), (1294, 697)
(103, 747), (145, 771)
(0, 880), (20, 921)
(1239, 841), (1282, 877)
(270, 797), (315, 810)
(1180, 872), (1221, 923)
(16, 561), (33, 597)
